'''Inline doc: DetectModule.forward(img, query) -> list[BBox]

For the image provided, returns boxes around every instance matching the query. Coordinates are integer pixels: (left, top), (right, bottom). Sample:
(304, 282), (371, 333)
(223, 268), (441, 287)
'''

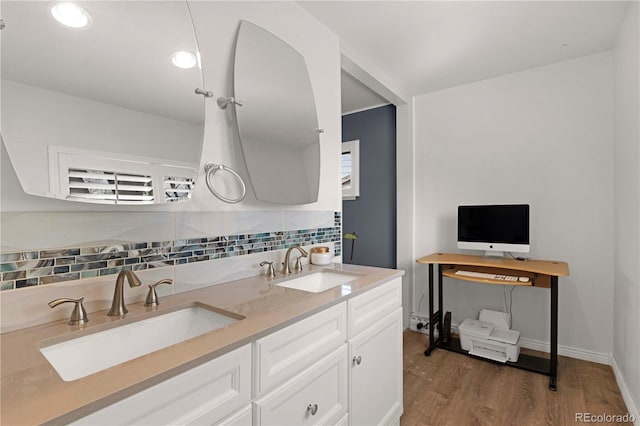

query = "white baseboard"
(611, 356), (640, 426)
(450, 324), (610, 365)
(519, 337), (610, 365)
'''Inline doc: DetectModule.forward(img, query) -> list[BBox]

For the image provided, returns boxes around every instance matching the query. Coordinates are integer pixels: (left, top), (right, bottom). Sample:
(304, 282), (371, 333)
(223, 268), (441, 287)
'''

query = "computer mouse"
(518, 276), (530, 283)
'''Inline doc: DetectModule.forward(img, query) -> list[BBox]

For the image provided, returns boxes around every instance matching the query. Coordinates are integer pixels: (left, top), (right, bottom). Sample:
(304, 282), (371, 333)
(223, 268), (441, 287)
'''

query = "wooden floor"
(400, 330), (631, 426)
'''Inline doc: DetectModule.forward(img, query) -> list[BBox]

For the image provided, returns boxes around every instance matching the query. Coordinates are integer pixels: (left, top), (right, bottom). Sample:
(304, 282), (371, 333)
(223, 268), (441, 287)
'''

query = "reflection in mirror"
(341, 140), (360, 200)
(234, 21), (321, 205)
(1, 1), (205, 204)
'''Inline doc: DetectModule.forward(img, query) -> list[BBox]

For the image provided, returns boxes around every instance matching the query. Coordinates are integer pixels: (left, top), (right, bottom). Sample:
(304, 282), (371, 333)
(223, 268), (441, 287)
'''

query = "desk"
(416, 253), (570, 390)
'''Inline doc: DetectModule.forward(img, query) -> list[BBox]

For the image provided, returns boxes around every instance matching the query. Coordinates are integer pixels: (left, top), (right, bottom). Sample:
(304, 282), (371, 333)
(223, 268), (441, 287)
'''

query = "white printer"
(459, 309), (521, 363)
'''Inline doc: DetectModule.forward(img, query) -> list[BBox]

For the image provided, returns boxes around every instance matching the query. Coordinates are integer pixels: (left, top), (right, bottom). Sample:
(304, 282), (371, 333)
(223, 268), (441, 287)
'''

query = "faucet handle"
(48, 297), (89, 325)
(294, 255), (304, 273)
(144, 279), (173, 307)
(260, 261), (276, 278)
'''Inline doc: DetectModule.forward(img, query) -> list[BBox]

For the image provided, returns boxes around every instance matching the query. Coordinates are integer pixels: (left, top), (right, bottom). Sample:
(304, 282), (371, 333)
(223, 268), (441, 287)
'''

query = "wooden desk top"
(416, 253), (569, 277)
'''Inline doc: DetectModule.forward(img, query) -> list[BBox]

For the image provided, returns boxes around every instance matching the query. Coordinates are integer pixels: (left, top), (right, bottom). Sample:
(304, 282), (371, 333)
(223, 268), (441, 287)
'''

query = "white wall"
(396, 101), (415, 327)
(413, 52), (614, 357)
(613, 1), (640, 417)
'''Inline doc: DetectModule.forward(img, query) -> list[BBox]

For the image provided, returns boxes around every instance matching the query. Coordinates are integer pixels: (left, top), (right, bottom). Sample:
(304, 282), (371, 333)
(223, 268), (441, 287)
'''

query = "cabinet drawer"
(73, 344), (251, 426)
(348, 278), (401, 338)
(253, 345), (348, 426)
(254, 302), (346, 395)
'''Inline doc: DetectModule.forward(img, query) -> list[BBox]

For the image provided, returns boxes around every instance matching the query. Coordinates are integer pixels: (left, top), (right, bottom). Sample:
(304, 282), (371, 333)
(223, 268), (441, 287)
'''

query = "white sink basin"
(276, 270), (362, 293)
(39, 303), (243, 381)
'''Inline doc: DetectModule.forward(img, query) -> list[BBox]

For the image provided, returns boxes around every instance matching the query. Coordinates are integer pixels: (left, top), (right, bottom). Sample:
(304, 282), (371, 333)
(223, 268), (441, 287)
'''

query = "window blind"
(67, 169), (154, 204)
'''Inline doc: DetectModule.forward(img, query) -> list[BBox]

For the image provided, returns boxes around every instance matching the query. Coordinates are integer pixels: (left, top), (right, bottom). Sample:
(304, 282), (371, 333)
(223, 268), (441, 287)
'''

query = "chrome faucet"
(281, 246), (308, 275)
(107, 270), (142, 316)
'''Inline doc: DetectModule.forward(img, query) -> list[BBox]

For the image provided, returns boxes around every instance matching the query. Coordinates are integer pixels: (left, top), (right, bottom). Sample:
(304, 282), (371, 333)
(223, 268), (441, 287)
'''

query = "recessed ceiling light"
(51, 3), (91, 29)
(170, 51), (197, 69)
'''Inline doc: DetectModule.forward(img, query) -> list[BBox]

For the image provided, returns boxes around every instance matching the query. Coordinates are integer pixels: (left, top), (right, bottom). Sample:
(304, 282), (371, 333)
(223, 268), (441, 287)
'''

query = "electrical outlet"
(409, 313), (430, 335)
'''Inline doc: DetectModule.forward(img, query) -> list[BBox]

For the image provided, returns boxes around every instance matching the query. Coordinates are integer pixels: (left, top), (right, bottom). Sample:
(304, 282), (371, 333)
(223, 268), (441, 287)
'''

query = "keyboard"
(454, 270), (520, 282)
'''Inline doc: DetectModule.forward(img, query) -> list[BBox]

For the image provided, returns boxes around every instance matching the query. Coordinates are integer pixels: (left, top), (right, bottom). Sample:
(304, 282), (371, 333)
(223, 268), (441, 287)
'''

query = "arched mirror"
(1, 1), (205, 204)
(233, 21), (321, 205)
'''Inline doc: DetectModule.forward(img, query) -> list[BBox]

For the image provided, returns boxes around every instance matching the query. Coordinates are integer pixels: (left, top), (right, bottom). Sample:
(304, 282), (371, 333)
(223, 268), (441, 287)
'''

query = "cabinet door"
(349, 308), (403, 426)
(253, 345), (348, 426)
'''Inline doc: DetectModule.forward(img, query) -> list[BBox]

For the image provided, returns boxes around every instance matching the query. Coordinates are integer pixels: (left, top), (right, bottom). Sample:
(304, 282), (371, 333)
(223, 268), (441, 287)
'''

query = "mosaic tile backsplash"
(0, 212), (342, 291)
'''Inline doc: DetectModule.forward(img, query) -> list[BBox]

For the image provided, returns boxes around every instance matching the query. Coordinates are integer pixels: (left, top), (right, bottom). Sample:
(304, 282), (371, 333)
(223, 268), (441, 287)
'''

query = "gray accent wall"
(342, 104), (396, 268)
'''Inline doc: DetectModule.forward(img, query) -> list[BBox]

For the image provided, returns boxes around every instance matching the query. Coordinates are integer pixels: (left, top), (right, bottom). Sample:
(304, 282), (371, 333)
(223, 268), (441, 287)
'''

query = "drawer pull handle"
(353, 355), (362, 365)
(307, 404), (318, 415)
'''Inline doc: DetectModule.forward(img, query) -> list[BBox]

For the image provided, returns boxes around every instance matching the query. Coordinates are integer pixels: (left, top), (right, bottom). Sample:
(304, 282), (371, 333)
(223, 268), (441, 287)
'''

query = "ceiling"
(302, 1), (630, 105)
(1, 1), (203, 124)
(341, 70), (390, 114)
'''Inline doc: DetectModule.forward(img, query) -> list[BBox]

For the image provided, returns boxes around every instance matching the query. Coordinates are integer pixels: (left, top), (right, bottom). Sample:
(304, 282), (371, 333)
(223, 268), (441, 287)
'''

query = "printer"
(459, 309), (521, 363)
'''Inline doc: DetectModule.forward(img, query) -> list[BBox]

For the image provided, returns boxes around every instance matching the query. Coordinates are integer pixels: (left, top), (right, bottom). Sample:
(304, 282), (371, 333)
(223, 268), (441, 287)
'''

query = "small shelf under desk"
(416, 252), (570, 390)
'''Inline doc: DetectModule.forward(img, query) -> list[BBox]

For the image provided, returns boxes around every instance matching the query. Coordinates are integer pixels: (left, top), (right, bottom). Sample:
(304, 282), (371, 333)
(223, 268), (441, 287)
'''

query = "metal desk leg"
(550, 276), (558, 390)
(438, 265), (443, 337)
(424, 264), (435, 356)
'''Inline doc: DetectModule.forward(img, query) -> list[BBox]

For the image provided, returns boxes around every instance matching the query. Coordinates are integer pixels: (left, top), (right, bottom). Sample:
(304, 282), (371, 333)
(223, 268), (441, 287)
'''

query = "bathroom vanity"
(0, 264), (403, 425)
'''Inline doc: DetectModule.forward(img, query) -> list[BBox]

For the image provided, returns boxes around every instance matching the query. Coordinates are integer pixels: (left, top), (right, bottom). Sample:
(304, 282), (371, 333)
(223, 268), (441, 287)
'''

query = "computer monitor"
(457, 204), (530, 256)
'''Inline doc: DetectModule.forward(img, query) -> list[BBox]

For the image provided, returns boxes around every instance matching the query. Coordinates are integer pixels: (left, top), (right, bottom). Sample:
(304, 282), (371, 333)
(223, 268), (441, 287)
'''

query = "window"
(342, 140), (360, 200)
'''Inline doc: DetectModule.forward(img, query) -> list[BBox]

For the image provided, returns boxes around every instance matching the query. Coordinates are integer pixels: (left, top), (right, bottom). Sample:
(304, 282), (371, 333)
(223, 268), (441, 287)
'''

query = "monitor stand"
(484, 251), (505, 258)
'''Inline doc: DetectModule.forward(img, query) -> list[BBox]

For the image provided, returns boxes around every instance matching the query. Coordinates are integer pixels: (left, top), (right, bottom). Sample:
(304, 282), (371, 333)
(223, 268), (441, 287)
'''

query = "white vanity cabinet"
(72, 344), (252, 426)
(71, 277), (403, 426)
(348, 278), (403, 426)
